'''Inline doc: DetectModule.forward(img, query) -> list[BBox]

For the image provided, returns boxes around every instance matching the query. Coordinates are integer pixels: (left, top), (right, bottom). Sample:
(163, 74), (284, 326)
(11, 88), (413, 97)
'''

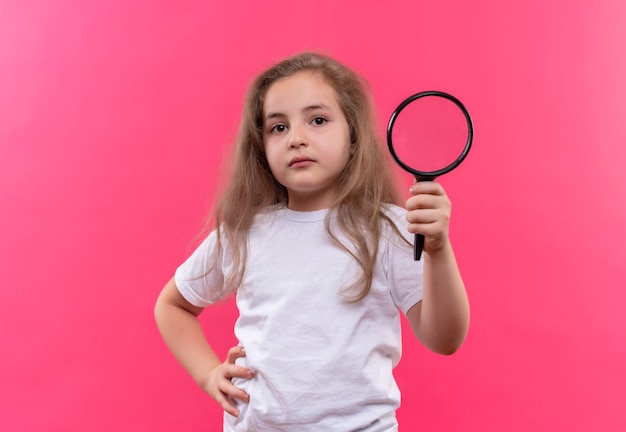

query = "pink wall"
(1, 1), (625, 430)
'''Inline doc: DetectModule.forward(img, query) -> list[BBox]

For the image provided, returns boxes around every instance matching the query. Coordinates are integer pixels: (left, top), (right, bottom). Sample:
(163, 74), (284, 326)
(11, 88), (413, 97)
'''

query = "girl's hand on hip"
(204, 345), (254, 418)
(405, 181), (452, 254)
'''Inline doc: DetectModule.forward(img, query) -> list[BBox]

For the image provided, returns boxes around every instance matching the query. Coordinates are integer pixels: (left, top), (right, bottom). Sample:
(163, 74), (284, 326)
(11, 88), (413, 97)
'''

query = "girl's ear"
(350, 141), (357, 156)
(349, 126), (357, 145)
(349, 124), (358, 149)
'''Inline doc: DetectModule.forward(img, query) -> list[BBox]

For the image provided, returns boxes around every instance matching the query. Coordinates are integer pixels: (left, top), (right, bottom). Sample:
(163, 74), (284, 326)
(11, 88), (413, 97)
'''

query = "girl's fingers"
(219, 380), (250, 402)
(406, 182), (450, 213)
(223, 364), (255, 380)
(406, 194), (451, 212)
(406, 208), (450, 225)
(408, 223), (447, 237)
(405, 182), (451, 236)
(224, 345), (254, 379)
(214, 391), (240, 417)
(209, 345), (254, 417)
(209, 366), (251, 417)
(226, 346), (246, 363)
(409, 181), (445, 196)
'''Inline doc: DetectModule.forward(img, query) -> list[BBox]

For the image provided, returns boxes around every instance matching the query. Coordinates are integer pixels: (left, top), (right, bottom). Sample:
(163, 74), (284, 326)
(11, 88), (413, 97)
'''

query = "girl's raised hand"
(204, 345), (254, 417)
(405, 181), (452, 254)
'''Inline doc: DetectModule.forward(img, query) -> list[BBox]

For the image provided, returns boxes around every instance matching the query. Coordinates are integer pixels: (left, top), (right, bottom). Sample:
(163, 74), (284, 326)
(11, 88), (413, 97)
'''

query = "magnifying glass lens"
(390, 95), (469, 174)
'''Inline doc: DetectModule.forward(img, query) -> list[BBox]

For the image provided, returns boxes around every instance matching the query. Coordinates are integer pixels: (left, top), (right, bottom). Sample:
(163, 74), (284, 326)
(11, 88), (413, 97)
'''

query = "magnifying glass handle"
(414, 234), (424, 261)
(412, 175), (435, 261)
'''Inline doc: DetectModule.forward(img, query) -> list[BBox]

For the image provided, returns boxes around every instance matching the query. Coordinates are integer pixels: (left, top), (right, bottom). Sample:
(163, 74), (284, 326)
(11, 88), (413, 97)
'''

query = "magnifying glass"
(387, 90), (473, 261)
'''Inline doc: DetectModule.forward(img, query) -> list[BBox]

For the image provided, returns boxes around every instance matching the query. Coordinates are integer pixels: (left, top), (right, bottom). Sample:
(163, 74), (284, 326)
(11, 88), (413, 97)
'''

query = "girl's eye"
(270, 124), (287, 134)
(312, 116), (327, 126)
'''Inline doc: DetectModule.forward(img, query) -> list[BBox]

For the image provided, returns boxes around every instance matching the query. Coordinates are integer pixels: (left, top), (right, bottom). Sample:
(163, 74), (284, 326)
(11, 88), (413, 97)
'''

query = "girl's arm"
(154, 277), (253, 416)
(404, 182), (470, 355)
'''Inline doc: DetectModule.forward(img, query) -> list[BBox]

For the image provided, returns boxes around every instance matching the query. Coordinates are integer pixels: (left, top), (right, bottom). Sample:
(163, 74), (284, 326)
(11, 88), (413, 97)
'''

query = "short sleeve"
(174, 230), (226, 307)
(382, 206), (424, 314)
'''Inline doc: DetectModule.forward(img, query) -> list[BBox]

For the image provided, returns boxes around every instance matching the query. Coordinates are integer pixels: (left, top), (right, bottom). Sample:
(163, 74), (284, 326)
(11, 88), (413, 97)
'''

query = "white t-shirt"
(175, 205), (423, 431)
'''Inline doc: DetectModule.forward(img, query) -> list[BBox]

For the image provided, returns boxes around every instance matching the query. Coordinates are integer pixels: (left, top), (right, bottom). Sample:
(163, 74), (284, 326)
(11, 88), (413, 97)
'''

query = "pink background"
(2, 1), (625, 430)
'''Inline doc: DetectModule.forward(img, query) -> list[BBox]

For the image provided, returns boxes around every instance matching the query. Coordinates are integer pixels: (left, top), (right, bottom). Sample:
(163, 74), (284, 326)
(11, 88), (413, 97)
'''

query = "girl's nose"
(288, 124), (307, 149)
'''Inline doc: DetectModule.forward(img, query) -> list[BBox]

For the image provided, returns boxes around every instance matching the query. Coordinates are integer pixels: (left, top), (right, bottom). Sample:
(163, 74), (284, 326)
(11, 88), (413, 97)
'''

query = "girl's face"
(262, 71), (351, 211)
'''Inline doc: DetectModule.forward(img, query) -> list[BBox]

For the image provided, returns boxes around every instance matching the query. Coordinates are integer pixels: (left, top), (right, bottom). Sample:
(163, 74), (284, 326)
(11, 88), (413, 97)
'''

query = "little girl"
(155, 52), (469, 431)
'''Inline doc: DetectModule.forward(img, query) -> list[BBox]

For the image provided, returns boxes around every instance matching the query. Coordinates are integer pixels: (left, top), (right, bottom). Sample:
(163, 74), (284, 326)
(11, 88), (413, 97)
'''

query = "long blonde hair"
(210, 52), (407, 301)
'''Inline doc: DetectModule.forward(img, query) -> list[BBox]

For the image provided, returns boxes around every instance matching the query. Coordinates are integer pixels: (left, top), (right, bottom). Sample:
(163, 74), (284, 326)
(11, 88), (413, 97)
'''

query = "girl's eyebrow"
(264, 104), (330, 122)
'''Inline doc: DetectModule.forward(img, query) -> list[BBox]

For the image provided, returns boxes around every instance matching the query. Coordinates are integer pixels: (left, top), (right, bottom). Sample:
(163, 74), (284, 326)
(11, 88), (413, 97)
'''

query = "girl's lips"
(289, 156), (315, 167)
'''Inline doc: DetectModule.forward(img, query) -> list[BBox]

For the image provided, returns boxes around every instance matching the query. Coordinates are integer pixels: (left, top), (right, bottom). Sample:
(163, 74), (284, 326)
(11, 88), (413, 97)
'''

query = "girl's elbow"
(425, 330), (468, 355)
(433, 342), (463, 356)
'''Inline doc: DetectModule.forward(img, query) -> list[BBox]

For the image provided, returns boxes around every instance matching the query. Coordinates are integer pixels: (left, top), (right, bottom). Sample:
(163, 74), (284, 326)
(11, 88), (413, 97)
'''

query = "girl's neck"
(286, 193), (336, 212)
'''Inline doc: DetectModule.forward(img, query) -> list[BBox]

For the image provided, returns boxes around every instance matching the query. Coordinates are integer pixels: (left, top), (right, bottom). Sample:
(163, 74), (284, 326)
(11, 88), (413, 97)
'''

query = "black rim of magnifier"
(387, 90), (473, 181)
